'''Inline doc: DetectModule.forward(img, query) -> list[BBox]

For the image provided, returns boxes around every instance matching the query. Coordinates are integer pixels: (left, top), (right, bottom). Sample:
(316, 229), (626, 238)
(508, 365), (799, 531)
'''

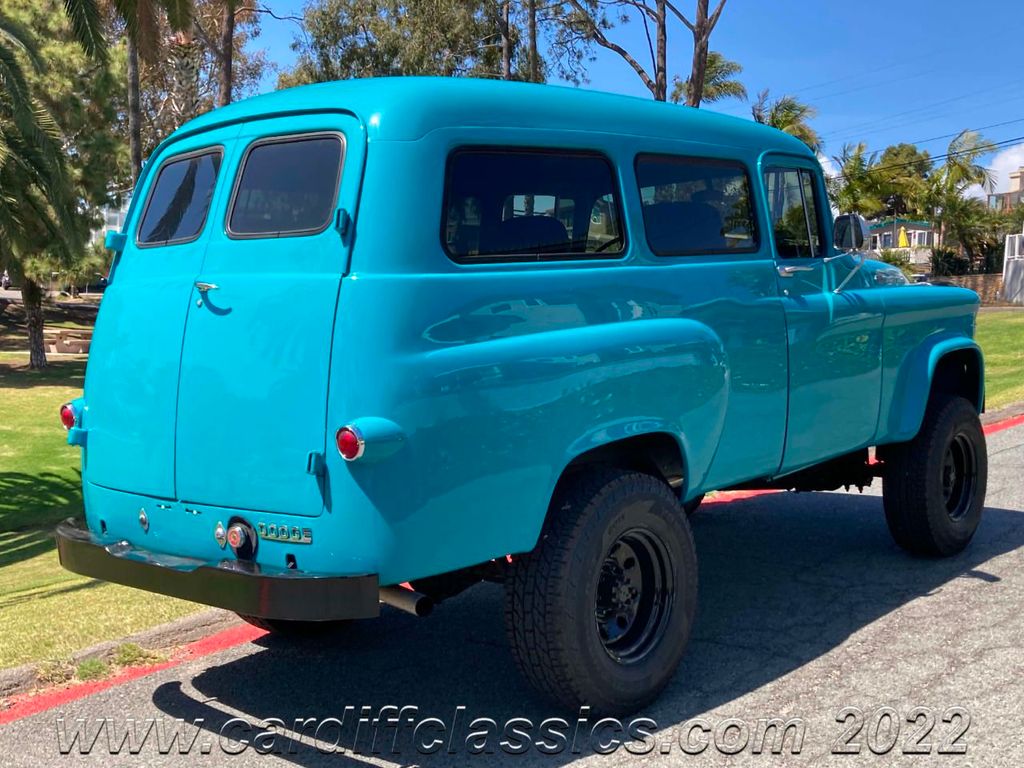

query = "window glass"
(443, 150), (624, 261)
(228, 136), (342, 236)
(635, 154), (756, 255)
(138, 151), (221, 245)
(764, 167), (823, 258)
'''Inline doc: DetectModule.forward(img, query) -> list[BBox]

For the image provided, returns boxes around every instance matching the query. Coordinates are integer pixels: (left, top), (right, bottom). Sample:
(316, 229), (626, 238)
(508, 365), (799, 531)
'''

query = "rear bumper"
(55, 518), (381, 621)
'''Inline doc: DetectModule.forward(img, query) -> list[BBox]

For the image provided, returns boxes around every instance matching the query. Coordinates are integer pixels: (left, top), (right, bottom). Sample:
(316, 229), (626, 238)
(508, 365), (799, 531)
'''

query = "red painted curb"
(984, 413), (1024, 436)
(0, 624), (265, 726)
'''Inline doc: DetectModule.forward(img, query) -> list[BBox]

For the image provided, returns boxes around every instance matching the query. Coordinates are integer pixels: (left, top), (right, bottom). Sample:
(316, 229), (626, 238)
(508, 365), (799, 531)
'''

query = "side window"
(763, 167), (824, 258)
(227, 134), (343, 237)
(635, 154), (757, 256)
(137, 150), (222, 246)
(442, 149), (625, 262)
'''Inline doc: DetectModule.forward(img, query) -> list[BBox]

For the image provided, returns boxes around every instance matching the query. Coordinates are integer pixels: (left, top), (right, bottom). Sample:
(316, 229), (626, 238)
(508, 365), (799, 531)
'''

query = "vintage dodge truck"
(56, 78), (986, 714)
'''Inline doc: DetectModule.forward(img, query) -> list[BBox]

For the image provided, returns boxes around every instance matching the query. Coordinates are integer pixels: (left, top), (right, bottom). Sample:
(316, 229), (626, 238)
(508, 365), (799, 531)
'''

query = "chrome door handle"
(777, 264), (815, 277)
(194, 281), (219, 293)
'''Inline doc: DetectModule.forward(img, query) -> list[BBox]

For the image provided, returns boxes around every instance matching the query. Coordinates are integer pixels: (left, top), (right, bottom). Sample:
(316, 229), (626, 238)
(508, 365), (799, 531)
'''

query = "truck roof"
(172, 76), (815, 156)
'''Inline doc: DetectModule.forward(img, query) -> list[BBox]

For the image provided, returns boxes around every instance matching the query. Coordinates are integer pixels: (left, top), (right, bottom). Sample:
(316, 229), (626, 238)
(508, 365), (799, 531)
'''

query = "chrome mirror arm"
(833, 252), (867, 294)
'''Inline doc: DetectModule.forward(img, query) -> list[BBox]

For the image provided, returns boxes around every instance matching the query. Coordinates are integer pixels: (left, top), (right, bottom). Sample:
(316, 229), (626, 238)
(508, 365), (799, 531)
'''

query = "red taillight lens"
(59, 403), (76, 430)
(335, 426), (364, 461)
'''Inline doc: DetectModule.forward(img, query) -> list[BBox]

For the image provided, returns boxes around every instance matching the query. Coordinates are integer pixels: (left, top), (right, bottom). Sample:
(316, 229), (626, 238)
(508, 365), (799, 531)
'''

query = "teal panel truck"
(55, 78), (986, 714)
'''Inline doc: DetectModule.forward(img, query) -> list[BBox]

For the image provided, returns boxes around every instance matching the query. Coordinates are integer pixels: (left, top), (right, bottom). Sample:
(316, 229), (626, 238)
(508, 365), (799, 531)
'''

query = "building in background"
(90, 195), (132, 244)
(988, 166), (1024, 213)
(868, 217), (936, 265)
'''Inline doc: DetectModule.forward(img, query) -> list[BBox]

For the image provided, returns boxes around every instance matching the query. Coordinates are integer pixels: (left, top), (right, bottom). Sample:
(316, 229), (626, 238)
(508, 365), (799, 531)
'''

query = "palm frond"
(62, 0), (108, 60)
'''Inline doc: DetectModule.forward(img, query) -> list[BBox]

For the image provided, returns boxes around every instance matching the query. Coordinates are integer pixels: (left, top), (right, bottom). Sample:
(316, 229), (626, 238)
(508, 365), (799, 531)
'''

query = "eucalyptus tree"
(562, 0), (728, 104)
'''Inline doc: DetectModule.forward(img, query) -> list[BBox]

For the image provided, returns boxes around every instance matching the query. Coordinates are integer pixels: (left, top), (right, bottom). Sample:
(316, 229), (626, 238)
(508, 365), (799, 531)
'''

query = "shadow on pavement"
(153, 491), (1024, 766)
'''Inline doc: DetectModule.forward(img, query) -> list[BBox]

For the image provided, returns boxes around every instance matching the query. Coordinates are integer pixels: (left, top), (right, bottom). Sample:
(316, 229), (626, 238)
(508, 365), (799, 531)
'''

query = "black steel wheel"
(595, 528), (673, 664)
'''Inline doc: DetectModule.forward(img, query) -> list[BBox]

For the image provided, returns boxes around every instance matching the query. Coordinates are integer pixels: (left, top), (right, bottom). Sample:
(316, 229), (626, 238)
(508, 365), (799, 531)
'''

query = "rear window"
(635, 154), (757, 255)
(443, 149), (625, 262)
(227, 134), (343, 237)
(137, 150), (222, 246)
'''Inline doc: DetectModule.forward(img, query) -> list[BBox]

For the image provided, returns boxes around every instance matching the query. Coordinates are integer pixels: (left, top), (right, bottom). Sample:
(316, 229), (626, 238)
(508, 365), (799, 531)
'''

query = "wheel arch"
(882, 337), (984, 444)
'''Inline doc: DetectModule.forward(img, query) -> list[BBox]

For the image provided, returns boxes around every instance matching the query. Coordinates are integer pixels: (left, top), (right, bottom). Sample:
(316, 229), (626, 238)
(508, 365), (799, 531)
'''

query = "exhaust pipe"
(379, 585), (433, 617)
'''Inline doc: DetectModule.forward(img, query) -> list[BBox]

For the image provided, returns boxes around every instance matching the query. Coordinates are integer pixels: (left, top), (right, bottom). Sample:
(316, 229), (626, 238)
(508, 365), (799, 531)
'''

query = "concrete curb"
(982, 401), (1024, 426)
(0, 609), (240, 699)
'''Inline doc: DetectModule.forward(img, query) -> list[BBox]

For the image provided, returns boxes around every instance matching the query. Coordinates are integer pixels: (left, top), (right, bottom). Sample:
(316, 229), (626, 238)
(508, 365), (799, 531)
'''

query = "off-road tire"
(237, 615), (350, 636)
(882, 395), (987, 557)
(504, 468), (698, 715)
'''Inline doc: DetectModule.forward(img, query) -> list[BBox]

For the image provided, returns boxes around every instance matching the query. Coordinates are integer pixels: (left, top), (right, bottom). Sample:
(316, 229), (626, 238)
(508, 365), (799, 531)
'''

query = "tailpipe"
(379, 585), (433, 617)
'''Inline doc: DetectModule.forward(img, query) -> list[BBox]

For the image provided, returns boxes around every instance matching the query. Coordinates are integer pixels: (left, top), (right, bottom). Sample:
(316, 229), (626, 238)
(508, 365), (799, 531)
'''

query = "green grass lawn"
(0, 303), (1021, 671)
(0, 352), (198, 670)
(976, 311), (1024, 411)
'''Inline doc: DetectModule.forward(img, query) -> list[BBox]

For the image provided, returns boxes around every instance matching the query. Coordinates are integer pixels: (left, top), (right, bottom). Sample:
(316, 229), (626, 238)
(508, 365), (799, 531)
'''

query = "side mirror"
(104, 229), (126, 253)
(833, 214), (870, 252)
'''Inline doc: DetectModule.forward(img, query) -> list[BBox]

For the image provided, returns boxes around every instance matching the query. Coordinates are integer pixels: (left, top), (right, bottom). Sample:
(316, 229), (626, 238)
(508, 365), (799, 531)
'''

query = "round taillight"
(335, 425), (364, 461)
(59, 403), (76, 430)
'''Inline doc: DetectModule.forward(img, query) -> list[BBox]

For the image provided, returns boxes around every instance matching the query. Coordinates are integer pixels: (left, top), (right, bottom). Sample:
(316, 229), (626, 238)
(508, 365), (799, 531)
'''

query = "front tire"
(882, 395), (987, 556)
(504, 468), (698, 715)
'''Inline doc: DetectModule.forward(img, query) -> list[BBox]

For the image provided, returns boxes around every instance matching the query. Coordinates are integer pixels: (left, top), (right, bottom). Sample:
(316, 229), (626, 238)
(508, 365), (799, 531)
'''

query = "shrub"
(931, 247), (970, 276)
(877, 249), (914, 277)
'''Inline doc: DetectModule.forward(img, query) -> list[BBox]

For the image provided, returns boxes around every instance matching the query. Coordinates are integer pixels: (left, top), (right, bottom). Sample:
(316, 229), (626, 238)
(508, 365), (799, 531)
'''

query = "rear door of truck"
(174, 112), (364, 517)
(84, 126), (240, 499)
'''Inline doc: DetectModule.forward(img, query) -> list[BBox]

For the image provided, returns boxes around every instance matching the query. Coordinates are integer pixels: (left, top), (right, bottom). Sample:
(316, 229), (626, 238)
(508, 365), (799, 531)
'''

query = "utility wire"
(830, 135), (1024, 182)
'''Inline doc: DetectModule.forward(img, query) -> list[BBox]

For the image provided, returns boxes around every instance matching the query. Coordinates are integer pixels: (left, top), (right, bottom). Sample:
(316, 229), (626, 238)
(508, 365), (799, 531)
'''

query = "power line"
(843, 117), (1024, 159)
(823, 92), (1024, 147)
(819, 78), (1021, 140)
(831, 135), (1024, 182)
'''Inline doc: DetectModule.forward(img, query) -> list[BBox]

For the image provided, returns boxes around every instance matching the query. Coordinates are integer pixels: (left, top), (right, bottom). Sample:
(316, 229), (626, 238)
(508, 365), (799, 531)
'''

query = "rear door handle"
(777, 264), (815, 277)
(195, 281), (219, 292)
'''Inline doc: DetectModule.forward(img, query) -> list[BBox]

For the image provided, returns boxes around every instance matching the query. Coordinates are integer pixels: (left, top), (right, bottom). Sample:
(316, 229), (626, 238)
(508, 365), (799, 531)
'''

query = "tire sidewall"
(563, 476), (698, 711)
(922, 399), (987, 555)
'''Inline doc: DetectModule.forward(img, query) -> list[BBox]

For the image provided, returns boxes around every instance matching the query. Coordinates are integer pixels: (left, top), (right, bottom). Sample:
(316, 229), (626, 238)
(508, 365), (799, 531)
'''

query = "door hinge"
(306, 451), (326, 477)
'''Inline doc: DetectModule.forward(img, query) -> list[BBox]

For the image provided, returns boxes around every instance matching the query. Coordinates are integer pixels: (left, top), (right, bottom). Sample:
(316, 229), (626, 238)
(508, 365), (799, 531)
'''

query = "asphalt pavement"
(2, 423), (1023, 767)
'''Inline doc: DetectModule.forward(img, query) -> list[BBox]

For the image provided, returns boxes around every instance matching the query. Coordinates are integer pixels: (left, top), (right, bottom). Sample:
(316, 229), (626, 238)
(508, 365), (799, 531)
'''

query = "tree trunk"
(22, 278), (46, 370)
(218, 0), (236, 106)
(127, 36), (143, 182)
(527, 0), (538, 82)
(686, 33), (709, 107)
(500, 1), (512, 80)
(654, 1), (667, 101)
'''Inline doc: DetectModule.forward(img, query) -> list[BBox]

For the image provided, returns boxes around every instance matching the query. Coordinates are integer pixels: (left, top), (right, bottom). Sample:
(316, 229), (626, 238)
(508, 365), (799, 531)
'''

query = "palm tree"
(926, 130), (996, 251)
(670, 51), (745, 105)
(827, 142), (884, 216)
(752, 89), (822, 154)
(0, 12), (87, 368)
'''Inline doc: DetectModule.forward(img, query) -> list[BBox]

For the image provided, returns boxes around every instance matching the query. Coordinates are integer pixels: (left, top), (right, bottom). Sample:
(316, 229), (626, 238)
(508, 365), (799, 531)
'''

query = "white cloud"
(959, 144), (1024, 201)
(817, 152), (840, 179)
(983, 143), (1024, 194)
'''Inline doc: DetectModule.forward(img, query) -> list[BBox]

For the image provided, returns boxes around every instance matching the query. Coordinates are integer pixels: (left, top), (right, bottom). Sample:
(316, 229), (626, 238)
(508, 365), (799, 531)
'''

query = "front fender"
(882, 335), (983, 443)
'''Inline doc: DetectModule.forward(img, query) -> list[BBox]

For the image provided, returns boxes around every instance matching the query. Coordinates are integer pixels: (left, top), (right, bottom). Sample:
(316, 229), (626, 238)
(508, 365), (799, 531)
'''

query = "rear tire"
(237, 615), (350, 636)
(882, 395), (987, 556)
(504, 468), (698, 715)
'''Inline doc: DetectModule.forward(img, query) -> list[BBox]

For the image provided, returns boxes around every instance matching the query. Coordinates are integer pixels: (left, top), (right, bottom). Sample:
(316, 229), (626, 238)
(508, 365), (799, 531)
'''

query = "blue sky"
(254, 0), (1024, 192)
